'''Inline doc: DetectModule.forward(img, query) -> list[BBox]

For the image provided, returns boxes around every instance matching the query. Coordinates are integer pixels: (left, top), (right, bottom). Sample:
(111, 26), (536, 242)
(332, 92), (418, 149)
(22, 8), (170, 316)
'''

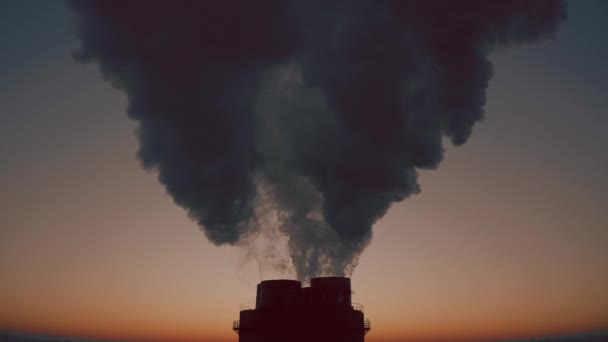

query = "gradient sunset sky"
(1, 1), (607, 342)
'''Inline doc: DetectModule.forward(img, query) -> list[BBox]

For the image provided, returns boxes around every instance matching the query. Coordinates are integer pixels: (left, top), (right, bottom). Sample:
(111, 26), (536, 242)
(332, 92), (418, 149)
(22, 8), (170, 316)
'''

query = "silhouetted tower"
(233, 277), (370, 342)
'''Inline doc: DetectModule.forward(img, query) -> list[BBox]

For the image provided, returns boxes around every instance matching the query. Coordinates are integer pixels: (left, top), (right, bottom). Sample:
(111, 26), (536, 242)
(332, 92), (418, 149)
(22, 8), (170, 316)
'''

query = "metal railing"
(352, 303), (364, 313)
(364, 318), (371, 334)
(235, 318), (370, 334)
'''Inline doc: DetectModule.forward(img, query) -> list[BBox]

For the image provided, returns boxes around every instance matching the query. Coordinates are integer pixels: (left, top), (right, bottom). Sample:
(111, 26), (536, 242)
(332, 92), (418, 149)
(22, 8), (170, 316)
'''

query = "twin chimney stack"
(233, 277), (370, 342)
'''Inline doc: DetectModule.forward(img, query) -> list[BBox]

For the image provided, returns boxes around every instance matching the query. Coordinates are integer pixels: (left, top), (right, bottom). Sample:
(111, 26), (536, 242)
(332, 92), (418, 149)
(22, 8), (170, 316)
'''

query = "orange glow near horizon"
(3, 315), (607, 342)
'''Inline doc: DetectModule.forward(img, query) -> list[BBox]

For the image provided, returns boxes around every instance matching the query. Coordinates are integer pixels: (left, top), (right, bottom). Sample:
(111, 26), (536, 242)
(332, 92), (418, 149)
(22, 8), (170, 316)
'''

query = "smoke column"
(69, 0), (566, 281)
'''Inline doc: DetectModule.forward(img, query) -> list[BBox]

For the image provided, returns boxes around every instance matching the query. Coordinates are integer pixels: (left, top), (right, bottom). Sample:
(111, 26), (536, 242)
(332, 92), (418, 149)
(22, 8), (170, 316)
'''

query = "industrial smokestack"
(234, 277), (369, 342)
(68, 0), (566, 281)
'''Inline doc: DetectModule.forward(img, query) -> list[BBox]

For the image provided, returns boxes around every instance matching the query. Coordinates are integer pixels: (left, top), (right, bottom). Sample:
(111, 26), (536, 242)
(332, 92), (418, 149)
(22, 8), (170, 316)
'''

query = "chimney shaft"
(234, 277), (370, 342)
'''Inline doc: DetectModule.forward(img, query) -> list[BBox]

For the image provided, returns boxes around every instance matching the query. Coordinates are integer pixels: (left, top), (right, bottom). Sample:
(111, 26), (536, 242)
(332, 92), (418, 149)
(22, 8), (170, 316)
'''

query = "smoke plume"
(69, 0), (566, 281)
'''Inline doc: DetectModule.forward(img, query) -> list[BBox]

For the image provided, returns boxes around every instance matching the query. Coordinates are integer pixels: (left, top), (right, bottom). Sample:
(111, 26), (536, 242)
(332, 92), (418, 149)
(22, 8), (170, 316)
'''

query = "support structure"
(234, 277), (370, 342)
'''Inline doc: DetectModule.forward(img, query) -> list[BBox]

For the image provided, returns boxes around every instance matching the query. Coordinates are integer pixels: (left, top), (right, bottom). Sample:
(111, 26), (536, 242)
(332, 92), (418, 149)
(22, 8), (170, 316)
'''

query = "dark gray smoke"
(69, 0), (566, 281)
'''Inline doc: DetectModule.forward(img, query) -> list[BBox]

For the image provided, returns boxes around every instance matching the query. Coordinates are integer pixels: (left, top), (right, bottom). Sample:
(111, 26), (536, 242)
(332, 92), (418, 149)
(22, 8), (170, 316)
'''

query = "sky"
(1, 1), (607, 342)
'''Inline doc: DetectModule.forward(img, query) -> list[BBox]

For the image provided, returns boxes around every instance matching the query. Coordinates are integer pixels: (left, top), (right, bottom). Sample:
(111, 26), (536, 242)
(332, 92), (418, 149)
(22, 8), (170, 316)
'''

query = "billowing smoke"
(69, 0), (566, 281)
